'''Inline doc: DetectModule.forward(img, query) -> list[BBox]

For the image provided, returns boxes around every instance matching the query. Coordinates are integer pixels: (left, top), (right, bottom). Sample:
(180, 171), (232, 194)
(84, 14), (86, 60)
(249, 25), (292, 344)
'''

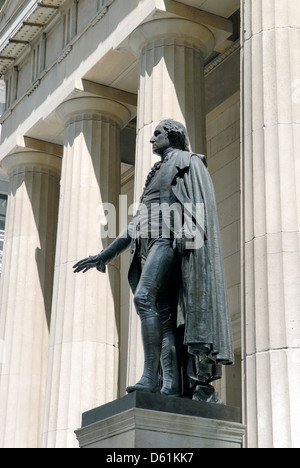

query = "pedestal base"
(75, 392), (245, 448)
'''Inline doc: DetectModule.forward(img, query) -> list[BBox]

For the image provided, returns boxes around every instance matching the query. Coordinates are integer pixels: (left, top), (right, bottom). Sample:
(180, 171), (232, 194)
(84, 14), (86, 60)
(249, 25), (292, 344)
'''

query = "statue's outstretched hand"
(73, 254), (106, 274)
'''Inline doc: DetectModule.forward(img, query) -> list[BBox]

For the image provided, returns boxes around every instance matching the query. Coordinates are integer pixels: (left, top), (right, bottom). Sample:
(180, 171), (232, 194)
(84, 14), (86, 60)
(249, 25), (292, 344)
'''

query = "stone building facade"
(0, 0), (299, 448)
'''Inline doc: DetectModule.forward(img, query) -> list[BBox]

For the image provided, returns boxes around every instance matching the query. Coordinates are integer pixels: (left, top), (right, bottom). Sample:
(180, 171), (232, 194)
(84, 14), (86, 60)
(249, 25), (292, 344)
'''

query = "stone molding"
(56, 95), (131, 129)
(205, 39), (240, 76)
(1, 150), (62, 177)
(129, 17), (215, 60)
(76, 408), (245, 448)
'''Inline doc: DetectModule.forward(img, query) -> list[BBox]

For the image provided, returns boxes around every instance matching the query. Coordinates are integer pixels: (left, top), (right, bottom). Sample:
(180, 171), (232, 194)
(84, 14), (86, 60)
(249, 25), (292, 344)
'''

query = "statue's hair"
(160, 119), (190, 152)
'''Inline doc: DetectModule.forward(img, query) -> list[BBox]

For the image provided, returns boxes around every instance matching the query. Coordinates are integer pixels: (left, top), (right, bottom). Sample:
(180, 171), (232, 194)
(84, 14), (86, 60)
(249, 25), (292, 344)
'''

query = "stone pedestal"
(75, 392), (245, 449)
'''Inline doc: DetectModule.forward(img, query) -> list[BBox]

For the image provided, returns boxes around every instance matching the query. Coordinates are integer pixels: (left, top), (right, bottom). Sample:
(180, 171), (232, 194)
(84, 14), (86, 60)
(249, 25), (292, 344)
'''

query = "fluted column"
(126, 17), (216, 387)
(241, 0), (300, 448)
(129, 18), (215, 197)
(42, 96), (131, 448)
(0, 151), (61, 448)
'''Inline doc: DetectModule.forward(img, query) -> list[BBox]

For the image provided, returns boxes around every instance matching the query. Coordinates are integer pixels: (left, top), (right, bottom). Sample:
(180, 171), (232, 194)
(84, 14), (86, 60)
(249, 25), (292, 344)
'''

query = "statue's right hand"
(73, 254), (106, 274)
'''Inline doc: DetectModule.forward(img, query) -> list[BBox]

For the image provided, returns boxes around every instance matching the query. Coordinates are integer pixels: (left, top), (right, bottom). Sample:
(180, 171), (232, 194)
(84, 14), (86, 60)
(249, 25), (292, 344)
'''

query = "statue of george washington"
(74, 119), (234, 403)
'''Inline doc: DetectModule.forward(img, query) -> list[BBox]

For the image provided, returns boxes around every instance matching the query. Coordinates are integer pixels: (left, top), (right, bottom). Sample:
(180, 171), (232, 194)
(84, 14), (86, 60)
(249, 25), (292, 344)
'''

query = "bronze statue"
(74, 119), (233, 403)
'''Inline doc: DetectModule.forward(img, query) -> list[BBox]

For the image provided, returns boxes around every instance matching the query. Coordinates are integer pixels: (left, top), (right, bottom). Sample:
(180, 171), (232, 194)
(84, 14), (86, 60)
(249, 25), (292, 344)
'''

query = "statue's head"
(161, 119), (190, 151)
(150, 119), (190, 156)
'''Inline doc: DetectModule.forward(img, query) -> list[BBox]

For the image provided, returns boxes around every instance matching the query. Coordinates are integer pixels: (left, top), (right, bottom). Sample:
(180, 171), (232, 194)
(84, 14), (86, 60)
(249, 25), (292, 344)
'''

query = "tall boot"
(126, 316), (162, 394)
(160, 337), (181, 397)
(160, 310), (181, 397)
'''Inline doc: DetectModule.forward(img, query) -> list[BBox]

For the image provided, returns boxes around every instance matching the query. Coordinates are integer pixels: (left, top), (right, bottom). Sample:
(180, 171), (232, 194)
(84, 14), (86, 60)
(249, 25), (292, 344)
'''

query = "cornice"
(0, 0), (67, 77)
(205, 39), (240, 76)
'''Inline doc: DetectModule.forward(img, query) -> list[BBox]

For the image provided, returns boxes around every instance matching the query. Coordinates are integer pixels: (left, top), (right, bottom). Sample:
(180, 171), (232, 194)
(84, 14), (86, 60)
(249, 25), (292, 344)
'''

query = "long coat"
(128, 150), (234, 366)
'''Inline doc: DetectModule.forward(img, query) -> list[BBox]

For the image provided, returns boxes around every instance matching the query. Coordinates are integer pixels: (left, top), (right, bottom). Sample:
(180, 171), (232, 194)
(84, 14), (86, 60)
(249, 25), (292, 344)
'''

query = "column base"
(75, 392), (245, 448)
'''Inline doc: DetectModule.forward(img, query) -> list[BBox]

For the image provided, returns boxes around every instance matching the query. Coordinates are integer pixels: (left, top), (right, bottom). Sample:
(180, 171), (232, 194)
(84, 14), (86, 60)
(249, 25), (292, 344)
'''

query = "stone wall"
(206, 92), (241, 410)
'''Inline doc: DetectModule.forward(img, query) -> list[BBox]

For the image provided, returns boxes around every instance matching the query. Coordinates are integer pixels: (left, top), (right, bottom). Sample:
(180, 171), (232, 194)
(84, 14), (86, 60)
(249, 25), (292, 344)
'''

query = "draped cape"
(128, 150), (234, 366)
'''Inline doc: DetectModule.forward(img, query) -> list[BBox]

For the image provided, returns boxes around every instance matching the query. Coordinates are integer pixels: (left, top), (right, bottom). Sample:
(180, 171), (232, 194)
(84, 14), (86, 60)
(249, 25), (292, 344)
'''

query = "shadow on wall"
(5, 167), (60, 332)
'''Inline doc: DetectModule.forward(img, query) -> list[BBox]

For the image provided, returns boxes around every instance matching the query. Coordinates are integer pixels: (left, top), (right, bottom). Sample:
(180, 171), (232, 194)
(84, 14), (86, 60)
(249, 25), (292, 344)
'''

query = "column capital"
(1, 150), (62, 178)
(129, 17), (215, 59)
(56, 95), (132, 129)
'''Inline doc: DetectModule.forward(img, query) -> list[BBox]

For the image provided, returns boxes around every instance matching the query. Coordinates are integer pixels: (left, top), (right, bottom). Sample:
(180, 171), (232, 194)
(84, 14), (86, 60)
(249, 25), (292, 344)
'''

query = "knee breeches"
(134, 238), (179, 321)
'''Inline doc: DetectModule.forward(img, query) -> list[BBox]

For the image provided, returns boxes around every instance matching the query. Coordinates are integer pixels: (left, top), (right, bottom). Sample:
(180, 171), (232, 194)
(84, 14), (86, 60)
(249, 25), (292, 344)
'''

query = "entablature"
(0, 0), (239, 161)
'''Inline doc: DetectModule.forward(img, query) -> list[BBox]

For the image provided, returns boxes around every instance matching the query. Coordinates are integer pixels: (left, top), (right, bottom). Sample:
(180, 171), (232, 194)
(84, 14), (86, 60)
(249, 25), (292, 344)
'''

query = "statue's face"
(150, 124), (170, 156)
